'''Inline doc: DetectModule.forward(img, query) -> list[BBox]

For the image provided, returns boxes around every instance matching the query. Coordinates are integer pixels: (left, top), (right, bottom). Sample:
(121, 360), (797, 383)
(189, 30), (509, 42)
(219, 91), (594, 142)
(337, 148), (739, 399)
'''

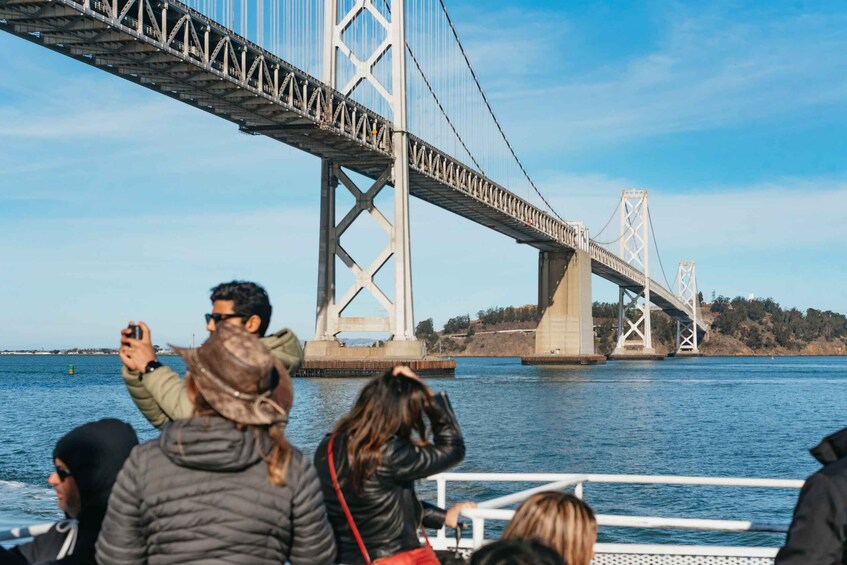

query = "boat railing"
(0, 523), (54, 542)
(2, 473), (805, 564)
(425, 472), (804, 564)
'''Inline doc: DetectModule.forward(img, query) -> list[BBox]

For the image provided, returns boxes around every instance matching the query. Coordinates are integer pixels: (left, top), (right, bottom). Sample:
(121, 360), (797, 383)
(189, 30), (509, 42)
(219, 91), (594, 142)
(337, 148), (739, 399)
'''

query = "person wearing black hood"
(776, 427), (847, 564)
(0, 419), (138, 565)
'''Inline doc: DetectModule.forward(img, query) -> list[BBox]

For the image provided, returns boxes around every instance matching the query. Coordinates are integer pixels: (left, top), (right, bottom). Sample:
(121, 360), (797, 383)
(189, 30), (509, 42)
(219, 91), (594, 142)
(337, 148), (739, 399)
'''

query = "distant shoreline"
(2, 351), (845, 359)
(0, 351), (177, 356)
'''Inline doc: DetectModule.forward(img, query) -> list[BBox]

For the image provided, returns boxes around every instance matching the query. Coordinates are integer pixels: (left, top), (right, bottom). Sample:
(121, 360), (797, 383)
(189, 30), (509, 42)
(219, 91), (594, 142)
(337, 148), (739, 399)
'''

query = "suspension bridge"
(0, 0), (708, 371)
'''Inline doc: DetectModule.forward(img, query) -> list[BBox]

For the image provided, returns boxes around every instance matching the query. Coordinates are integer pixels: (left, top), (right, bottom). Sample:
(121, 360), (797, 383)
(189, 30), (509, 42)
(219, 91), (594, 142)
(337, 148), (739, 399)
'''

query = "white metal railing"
(425, 472), (803, 561)
(0, 523), (53, 542)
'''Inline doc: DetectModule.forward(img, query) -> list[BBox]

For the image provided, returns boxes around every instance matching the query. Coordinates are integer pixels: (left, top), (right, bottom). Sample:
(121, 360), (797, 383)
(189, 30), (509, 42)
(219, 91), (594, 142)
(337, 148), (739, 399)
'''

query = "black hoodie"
(776, 427), (847, 565)
(1, 419), (137, 565)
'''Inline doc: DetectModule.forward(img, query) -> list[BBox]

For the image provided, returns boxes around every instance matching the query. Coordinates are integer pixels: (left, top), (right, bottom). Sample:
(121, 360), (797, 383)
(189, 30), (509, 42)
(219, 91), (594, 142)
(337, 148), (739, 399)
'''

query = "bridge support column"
(522, 249), (605, 366)
(302, 0), (452, 377)
(673, 261), (702, 357)
(302, 159), (444, 376)
(609, 189), (664, 360)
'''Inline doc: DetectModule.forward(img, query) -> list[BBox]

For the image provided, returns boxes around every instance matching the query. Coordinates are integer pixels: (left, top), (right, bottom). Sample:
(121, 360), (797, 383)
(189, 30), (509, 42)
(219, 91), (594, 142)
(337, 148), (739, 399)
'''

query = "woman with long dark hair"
(314, 365), (473, 564)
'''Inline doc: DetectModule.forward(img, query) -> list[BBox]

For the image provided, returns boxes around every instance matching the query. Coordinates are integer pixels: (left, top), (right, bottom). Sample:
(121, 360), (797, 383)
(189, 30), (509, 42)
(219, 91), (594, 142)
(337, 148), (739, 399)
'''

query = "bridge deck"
(0, 0), (705, 332)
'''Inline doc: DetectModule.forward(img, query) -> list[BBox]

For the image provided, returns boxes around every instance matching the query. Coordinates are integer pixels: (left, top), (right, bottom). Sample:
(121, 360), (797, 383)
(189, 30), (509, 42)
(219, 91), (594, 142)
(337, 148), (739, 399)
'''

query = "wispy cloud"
(463, 4), (847, 150)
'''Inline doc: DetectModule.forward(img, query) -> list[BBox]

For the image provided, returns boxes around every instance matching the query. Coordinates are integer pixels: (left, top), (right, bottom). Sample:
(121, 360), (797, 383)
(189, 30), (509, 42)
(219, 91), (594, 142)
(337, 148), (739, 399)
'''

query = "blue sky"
(1, 0), (846, 348)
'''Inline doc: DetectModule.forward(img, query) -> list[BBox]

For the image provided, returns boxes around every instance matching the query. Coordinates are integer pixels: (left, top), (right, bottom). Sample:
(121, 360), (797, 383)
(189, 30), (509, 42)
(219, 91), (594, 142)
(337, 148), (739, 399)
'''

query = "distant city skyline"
(1, 0), (846, 349)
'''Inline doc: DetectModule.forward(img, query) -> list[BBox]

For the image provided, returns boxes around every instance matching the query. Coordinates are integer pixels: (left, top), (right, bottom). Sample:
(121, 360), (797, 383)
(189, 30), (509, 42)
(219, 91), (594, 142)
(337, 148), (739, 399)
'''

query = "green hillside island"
(416, 298), (847, 357)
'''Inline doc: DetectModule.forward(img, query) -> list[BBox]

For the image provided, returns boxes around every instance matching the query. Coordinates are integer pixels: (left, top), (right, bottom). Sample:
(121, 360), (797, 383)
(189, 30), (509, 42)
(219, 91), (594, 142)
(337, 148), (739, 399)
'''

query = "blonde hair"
(501, 492), (597, 565)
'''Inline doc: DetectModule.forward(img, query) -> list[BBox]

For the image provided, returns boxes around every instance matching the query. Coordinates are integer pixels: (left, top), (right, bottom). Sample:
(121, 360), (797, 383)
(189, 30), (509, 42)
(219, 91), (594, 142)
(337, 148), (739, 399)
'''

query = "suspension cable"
(406, 45), (486, 174)
(376, 0), (486, 174)
(594, 232), (624, 247)
(433, 0), (563, 222)
(375, 0), (563, 221)
(648, 210), (673, 290)
(591, 198), (621, 239)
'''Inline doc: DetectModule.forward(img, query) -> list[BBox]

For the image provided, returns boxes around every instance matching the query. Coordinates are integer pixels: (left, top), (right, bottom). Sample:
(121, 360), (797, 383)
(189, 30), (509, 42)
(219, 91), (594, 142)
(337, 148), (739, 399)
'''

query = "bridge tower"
(522, 222), (606, 366)
(675, 261), (702, 356)
(304, 0), (437, 372)
(610, 189), (663, 360)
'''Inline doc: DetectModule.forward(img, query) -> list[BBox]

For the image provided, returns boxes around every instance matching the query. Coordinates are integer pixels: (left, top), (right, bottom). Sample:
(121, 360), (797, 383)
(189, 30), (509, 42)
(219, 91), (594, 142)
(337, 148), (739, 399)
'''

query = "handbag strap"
(327, 434), (434, 565)
(328, 434), (374, 565)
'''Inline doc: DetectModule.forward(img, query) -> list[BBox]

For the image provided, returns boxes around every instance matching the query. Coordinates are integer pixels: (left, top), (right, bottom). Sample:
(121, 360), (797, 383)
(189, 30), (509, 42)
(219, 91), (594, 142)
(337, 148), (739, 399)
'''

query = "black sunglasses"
(204, 313), (246, 324)
(55, 466), (72, 481)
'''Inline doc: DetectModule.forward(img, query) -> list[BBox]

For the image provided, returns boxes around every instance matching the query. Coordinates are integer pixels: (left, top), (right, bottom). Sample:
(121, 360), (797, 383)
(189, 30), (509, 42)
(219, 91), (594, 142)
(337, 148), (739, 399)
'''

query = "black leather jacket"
(314, 392), (465, 564)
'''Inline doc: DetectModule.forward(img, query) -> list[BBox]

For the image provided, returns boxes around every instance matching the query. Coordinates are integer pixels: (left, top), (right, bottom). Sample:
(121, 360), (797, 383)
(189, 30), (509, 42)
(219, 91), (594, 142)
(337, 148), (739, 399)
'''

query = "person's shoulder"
(816, 457), (847, 484)
(121, 436), (166, 469)
(380, 435), (416, 464)
(287, 444), (316, 474)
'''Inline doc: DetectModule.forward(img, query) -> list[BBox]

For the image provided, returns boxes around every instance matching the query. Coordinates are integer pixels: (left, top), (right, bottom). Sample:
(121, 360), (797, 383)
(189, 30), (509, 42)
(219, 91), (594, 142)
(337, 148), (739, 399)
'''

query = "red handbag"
(327, 435), (441, 565)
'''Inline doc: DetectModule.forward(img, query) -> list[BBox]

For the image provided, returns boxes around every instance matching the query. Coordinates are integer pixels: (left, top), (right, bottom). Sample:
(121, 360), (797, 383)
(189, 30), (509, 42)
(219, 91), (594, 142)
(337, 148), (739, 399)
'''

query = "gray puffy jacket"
(96, 416), (336, 565)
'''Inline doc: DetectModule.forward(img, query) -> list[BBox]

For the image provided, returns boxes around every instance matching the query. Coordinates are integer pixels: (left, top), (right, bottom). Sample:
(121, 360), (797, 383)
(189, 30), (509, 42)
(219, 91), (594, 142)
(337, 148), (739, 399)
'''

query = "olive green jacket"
(122, 328), (303, 429)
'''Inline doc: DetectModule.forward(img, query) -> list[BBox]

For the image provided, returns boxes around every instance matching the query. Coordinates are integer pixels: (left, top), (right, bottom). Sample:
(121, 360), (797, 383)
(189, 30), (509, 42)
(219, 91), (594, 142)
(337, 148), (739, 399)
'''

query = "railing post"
(472, 518), (485, 548)
(575, 482), (584, 499)
(436, 477), (447, 544)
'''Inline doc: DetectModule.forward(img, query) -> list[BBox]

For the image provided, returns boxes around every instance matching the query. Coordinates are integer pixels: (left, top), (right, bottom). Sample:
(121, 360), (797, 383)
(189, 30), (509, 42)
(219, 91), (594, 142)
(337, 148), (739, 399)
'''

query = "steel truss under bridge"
(0, 0), (707, 335)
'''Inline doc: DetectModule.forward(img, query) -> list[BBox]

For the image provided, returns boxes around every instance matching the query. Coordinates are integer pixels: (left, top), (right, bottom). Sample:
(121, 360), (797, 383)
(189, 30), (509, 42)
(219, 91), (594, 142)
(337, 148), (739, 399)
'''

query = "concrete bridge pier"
(522, 249), (605, 366)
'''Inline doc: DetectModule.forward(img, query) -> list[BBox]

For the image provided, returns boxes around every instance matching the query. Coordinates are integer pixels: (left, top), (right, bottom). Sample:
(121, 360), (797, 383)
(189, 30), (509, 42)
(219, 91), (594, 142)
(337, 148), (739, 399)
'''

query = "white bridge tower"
(612, 189), (658, 358)
(307, 0), (424, 359)
(675, 261), (701, 355)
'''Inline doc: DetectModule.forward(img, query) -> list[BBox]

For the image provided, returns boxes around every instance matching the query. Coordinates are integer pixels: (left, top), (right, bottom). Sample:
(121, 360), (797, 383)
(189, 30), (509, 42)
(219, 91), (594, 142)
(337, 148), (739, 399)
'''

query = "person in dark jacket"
(0, 419), (137, 565)
(470, 539), (566, 565)
(776, 426), (847, 564)
(96, 324), (335, 565)
(314, 365), (473, 564)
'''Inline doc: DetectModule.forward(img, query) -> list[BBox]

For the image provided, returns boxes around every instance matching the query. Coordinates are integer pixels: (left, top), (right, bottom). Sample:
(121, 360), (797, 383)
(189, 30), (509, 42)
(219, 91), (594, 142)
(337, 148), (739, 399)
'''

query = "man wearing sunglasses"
(0, 419), (137, 565)
(118, 280), (302, 429)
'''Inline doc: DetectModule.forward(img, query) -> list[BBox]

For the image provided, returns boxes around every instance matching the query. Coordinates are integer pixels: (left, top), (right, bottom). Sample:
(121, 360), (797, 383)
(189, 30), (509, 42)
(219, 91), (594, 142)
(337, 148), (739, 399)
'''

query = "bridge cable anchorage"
(431, 0), (565, 222)
(591, 198), (622, 240)
(375, 0), (486, 175)
(648, 210), (674, 291)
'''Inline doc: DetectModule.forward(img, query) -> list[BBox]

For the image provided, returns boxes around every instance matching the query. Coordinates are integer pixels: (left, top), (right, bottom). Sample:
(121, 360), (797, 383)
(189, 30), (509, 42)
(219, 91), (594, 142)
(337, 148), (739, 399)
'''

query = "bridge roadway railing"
(408, 136), (705, 331)
(0, 0), (705, 333)
(0, 0), (396, 160)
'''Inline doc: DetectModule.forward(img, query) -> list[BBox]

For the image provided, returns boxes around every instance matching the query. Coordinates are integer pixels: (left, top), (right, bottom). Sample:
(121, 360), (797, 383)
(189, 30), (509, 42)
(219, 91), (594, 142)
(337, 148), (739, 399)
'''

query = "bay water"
(2, 355), (846, 547)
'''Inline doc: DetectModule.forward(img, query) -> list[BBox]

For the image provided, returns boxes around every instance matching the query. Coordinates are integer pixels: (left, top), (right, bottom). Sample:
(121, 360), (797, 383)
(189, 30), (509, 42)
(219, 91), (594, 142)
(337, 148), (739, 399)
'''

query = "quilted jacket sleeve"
(387, 392), (465, 484)
(141, 366), (193, 422)
(121, 366), (169, 429)
(96, 446), (147, 564)
(288, 452), (336, 565)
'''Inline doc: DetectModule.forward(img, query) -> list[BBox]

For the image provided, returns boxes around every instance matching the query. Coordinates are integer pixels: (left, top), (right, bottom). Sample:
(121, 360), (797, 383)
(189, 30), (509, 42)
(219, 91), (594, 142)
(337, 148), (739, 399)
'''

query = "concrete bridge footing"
(521, 249), (605, 366)
(609, 349), (666, 361)
(301, 340), (456, 377)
